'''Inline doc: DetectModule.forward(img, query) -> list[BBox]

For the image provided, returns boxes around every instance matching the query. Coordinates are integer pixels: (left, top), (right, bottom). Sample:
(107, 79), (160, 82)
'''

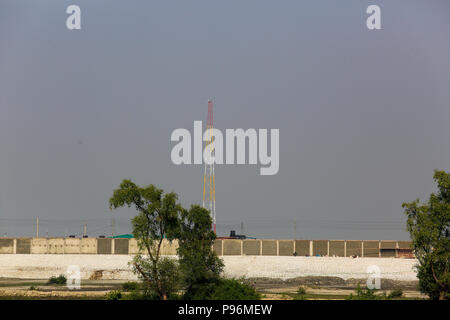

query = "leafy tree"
(402, 170), (450, 300)
(132, 256), (181, 299)
(176, 205), (224, 299)
(109, 180), (182, 300)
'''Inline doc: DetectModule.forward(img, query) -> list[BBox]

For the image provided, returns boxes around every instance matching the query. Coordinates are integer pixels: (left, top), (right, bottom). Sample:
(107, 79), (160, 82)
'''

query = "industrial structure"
(202, 100), (216, 233)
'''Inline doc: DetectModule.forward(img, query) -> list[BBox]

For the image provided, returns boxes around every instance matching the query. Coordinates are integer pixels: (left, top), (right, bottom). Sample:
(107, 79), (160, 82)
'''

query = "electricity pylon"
(202, 100), (216, 234)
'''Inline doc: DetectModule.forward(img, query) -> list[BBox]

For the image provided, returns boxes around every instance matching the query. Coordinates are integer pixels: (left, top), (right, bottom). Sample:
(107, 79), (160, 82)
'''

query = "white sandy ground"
(0, 255), (418, 281)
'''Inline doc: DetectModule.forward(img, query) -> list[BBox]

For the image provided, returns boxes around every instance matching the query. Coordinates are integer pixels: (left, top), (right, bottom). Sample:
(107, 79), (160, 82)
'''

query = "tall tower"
(203, 100), (216, 233)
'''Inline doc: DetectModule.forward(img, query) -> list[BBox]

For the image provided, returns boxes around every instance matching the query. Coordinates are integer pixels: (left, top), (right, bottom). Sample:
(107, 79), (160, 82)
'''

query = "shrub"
(119, 280), (182, 300)
(388, 289), (403, 299)
(47, 275), (67, 285)
(122, 281), (139, 292)
(105, 290), (122, 300)
(188, 278), (260, 300)
(293, 294), (307, 300)
(346, 283), (378, 300)
(297, 286), (306, 295)
(295, 286), (307, 300)
(210, 279), (260, 300)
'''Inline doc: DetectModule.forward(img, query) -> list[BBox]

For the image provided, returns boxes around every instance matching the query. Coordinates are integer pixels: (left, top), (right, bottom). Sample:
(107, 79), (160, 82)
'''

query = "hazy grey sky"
(0, 0), (449, 239)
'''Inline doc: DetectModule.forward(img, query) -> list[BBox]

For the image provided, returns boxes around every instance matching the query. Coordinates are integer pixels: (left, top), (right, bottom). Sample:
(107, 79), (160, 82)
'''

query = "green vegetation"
(47, 275), (67, 285)
(0, 295), (98, 300)
(388, 288), (403, 299)
(122, 281), (139, 292)
(297, 286), (306, 295)
(346, 283), (407, 300)
(109, 180), (259, 300)
(403, 170), (450, 300)
(187, 278), (260, 300)
(346, 283), (378, 300)
(176, 205), (224, 300)
(109, 180), (181, 300)
(293, 286), (307, 300)
(209, 279), (260, 300)
(105, 290), (122, 300)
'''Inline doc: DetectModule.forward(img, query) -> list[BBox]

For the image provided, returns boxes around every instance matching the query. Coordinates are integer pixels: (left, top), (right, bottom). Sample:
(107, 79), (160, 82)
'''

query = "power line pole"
(36, 217), (39, 238)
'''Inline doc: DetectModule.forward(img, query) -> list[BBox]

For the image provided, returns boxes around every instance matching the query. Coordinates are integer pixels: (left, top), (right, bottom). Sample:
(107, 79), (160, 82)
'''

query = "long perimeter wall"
(0, 238), (413, 258)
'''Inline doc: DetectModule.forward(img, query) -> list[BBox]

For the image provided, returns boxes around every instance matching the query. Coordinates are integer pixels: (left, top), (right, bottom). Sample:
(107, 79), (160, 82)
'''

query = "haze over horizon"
(1, 1), (449, 240)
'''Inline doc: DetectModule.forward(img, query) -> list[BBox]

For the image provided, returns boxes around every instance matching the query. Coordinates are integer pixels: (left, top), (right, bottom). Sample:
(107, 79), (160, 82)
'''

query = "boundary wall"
(0, 238), (413, 257)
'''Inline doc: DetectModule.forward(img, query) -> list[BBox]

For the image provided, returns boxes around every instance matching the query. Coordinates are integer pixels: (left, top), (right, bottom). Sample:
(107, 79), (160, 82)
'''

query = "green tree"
(109, 180), (182, 300)
(176, 205), (224, 299)
(403, 170), (450, 300)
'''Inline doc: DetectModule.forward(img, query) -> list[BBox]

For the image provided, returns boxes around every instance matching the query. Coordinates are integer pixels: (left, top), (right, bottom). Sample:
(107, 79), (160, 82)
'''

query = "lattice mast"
(203, 100), (216, 234)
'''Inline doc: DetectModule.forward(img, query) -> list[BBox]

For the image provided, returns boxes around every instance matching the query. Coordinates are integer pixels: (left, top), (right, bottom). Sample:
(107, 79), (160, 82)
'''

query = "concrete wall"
(27, 238), (98, 254)
(81, 238), (97, 254)
(65, 238), (81, 254)
(312, 240), (328, 256)
(114, 239), (129, 255)
(261, 240), (277, 256)
(329, 240), (345, 257)
(16, 238), (31, 254)
(128, 239), (178, 255)
(31, 238), (48, 254)
(0, 239), (14, 254)
(397, 241), (412, 249)
(279, 240), (294, 256)
(97, 238), (112, 254)
(363, 241), (379, 257)
(380, 241), (397, 257)
(0, 238), (413, 257)
(49, 238), (66, 254)
(295, 240), (310, 256)
(346, 240), (363, 257)
(129, 238), (141, 255)
(223, 239), (242, 255)
(243, 240), (260, 255)
(380, 241), (397, 249)
(212, 240), (222, 256)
